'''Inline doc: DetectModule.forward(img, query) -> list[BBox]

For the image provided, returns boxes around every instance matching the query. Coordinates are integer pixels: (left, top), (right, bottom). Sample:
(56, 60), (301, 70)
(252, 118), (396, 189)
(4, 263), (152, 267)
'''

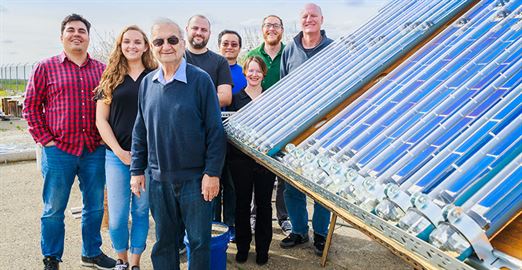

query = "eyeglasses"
(262, 23), (282, 30)
(221, 42), (239, 48)
(152, 35), (180, 47)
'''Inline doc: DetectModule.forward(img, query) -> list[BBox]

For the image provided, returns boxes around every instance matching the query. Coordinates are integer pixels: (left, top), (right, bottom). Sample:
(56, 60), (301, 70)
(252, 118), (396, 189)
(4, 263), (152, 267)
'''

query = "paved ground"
(0, 120), (411, 269)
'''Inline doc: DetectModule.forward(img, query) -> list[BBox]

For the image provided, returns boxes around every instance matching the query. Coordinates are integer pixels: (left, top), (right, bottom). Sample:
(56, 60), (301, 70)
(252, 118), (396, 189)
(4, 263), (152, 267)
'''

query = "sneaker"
(179, 243), (187, 255)
(130, 266), (140, 270)
(114, 259), (129, 270)
(43, 257), (60, 270)
(313, 233), (326, 256)
(280, 233), (309, 249)
(229, 226), (236, 243)
(81, 252), (116, 269)
(279, 219), (292, 236)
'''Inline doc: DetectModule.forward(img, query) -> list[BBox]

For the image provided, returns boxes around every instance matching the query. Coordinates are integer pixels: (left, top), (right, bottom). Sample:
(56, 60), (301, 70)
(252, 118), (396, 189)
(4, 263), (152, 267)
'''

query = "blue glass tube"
(368, 80), (522, 220)
(389, 88), (520, 192)
(227, 0), (418, 131)
(429, 154), (522, 261)
(259, 19), (442, 153)
(396, 123), (521, 239)
(373, 75), (520, 182)
(379, 84), (518, 184)
(346, 64), (522, 211)
(359, 47), (522, 177)
(226, 0), (476, 156)
(358, 1), (520, 222)
(304, 5), (487, 151)
(370, 90), (522, 222)
(407, 109), (522, 197)
(322, 8), (507, 160)
(432, 132), (521, 205)
(288, 1), (509, 178)
(337, 14), (521, 168)
(466, 161), (522, 235)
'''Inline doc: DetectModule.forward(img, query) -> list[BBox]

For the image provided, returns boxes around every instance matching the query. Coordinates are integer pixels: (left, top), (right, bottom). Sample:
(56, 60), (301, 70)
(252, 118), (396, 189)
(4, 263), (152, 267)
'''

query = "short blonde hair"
(243, 56), (268, 77)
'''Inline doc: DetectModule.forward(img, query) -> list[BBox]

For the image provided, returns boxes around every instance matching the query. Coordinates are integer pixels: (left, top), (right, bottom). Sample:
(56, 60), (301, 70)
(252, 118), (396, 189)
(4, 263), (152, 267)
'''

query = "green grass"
(0, 80), (26, 96)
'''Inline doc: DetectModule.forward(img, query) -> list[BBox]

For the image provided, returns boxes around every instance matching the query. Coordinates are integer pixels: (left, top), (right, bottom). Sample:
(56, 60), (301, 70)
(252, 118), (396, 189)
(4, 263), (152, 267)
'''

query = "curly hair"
(95, 25), (157, 104)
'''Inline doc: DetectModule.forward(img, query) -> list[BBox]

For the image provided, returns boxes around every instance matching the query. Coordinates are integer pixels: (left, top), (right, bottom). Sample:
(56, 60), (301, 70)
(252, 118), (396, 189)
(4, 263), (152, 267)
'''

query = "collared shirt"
(152, 58), (188, 85)
(130, 62), (226, 181)
(246, 42), (285, 90)
(23, 52), (106, 156)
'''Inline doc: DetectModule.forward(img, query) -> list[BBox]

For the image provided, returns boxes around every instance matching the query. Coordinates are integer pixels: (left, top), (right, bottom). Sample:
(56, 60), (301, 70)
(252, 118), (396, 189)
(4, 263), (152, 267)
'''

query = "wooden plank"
(490, 213), (522, 260)
(8, 100), (17, 116)
(1, 97), (11, 114)
(321, 214), (337, 267)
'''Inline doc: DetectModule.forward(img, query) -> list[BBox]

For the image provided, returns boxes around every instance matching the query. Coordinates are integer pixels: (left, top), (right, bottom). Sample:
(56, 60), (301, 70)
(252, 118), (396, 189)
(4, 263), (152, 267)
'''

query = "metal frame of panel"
(228, 136), (482, 270)
(224, 1), (521, 269)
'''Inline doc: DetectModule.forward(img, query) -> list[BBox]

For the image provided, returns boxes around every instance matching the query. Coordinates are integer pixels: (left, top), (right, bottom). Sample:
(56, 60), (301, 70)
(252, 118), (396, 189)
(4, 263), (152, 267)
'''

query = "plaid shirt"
(23, 52), (106, 156)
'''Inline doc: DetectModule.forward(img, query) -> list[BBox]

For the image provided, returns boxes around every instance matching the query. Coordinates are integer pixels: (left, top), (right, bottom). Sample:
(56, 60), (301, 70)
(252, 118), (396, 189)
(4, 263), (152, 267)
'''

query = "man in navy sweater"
(130, 18), (226, 270)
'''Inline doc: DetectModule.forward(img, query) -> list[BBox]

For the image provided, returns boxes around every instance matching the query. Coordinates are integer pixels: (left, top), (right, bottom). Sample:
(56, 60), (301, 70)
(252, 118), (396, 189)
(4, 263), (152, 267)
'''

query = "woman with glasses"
(228, 56), (275, 266)
(94, 25), (157, 270)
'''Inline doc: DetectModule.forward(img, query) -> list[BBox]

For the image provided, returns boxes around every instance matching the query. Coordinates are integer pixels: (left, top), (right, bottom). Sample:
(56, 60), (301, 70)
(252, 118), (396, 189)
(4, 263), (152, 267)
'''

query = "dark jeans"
(211, 164), (235, 226)
(230, 157), (275, 255)
(149, 178), (212, 270)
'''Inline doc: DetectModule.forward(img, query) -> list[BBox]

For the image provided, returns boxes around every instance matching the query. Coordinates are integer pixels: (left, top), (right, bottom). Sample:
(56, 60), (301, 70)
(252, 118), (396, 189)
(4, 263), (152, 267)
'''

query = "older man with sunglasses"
(130, 18), (226, 270)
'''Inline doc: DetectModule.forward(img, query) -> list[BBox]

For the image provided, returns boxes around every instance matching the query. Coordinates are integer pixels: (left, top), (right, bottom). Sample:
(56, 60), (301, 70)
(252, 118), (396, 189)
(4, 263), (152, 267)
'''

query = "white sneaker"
(280, 219), (292, 236)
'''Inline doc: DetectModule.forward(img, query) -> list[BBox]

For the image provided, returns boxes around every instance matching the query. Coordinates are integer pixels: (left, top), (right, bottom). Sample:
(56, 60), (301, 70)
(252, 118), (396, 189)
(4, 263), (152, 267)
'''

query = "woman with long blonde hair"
(95, 25), (157, 270)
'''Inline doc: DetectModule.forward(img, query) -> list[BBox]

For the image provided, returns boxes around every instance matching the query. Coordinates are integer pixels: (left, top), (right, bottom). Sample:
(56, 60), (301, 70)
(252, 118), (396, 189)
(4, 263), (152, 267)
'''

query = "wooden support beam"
(321, 213), (337, 267)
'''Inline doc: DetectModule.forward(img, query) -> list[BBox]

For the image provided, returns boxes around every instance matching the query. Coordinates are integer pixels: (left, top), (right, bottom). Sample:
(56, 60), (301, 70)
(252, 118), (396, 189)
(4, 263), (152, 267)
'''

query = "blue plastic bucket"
(184, 222), (230, 270)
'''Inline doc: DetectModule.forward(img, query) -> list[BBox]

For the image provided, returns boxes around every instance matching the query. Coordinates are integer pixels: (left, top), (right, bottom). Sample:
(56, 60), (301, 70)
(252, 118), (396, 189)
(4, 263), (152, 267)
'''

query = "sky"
(0, 0), (388, 65)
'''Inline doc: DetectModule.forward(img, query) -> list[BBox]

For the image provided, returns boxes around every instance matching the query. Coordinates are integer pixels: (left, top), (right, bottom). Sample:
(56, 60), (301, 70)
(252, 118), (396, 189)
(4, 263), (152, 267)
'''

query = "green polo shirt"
(246, 42), (285, 90)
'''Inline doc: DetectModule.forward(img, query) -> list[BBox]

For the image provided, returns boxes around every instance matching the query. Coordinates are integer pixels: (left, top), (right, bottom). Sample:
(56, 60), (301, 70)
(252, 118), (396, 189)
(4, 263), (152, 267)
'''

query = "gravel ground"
(0, 120), (411, 269)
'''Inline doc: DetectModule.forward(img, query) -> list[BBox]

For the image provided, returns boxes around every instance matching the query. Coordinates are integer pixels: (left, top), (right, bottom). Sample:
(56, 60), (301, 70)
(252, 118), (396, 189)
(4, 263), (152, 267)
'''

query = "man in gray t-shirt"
(185, 14), (233, 107)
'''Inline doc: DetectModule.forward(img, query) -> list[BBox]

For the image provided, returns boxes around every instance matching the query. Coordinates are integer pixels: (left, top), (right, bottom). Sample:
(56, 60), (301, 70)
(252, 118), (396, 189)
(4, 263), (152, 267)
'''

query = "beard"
(263, 32), (282, 46)
(189, 35), (209, 49)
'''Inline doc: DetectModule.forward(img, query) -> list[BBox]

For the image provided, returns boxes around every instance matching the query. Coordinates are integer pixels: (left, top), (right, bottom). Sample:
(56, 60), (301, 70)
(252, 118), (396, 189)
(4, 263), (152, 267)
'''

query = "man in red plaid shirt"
(23, 14), (116, 270)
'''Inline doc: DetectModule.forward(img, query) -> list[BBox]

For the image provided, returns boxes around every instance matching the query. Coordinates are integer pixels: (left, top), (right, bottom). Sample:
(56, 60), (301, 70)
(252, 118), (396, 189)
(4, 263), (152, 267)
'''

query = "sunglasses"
(152, 35), (180, 47)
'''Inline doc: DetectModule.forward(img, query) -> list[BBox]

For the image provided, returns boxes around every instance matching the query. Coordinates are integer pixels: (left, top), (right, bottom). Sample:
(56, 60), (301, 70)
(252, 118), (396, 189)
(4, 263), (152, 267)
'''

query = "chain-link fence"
(0, 63), (35, 117)
(0, 63), (36, 95)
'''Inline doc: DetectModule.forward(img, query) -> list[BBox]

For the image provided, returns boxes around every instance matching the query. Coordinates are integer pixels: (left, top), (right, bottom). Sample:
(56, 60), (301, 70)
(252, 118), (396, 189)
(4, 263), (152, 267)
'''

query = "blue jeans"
(41, 146), (105, 260)
(284, 182), (330, 237)
(149, 177), (212, 270)
(105, 150), (149, 255)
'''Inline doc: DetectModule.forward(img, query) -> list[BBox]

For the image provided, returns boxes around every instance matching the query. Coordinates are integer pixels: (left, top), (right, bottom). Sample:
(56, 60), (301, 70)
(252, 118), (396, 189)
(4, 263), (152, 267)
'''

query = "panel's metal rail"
(228, 136), (479, 270)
